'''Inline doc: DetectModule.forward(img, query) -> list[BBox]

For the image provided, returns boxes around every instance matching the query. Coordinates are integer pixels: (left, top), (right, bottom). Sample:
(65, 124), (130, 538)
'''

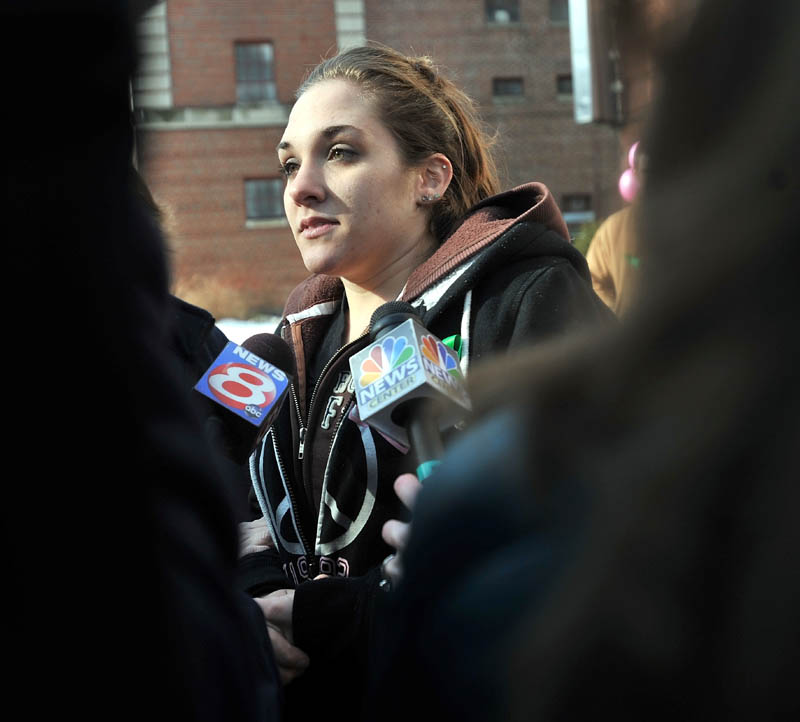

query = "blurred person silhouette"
(367, 0), (800, 720)
(585, 142), (647, 315)
(131, 165), (256, 522)
(4, 1), (284, 718)
(586, 0), (696, 317)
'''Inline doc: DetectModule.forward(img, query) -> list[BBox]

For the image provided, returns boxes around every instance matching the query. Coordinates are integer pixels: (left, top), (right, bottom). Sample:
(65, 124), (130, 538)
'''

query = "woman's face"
(277, 79), (431, 288)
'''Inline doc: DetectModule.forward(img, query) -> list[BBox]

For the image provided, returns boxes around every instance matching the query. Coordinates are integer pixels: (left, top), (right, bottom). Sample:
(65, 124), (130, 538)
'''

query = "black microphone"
(349, 301), (470, 480)
(194, 333), (295, 465)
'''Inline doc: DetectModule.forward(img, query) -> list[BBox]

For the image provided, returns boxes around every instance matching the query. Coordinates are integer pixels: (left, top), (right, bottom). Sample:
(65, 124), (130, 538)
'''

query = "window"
(550, 0), (569, 24)
(245, 179), (283, 220)
(561, 193), (595, 236)
(562, 194), (592, 213)
(235, 42), (276, 103)
(486, 0), (520, 24)
(492, 77), (524, 98)
(556, 73), (573, 98)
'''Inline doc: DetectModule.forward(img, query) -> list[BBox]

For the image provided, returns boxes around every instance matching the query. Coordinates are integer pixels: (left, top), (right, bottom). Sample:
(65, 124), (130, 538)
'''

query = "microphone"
(349, 301), (470, 480)
(194, 333), (295, 465)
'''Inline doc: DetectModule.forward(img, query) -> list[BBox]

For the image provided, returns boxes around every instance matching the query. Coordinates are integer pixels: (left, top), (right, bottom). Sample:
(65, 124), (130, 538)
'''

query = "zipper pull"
(298, 426), (306, 460)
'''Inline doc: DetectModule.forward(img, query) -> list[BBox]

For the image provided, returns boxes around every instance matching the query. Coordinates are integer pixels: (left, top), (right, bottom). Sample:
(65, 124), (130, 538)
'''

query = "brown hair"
(297, 42), (500, 241)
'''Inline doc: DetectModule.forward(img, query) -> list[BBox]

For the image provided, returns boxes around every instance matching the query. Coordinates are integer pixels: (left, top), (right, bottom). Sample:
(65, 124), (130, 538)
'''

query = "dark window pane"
(245, 178), (283, 220)
(557, 73), (573, 95)
(550, 0), (569, 23)
(563, 194), (592, 212)
(235, 42), (276, 103)
(493, 77), (524, 97)
(486, 0), (520, 23)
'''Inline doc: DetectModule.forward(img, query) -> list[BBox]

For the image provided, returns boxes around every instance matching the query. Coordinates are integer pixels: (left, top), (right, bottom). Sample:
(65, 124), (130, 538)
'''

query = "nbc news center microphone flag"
(348, 315), (470, 449)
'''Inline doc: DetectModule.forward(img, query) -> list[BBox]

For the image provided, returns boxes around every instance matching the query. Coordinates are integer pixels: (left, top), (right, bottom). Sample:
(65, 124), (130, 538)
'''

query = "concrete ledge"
(335, 0), (363, 12)
(562, 211), (596, 225)
(245, 218), (289, 229)
(134, 90), (172, 108)
(136, 103), (290, 130)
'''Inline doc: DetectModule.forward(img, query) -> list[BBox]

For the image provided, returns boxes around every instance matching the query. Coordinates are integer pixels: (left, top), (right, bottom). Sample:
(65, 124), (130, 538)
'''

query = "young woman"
(238, 43), (610, 715)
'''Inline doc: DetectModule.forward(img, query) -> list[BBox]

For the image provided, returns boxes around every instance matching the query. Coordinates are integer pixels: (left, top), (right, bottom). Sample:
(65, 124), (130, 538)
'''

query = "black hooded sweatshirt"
(238, 182), (613, 719)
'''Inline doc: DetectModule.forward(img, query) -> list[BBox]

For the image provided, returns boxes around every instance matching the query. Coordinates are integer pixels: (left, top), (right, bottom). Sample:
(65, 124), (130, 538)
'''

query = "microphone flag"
(349, 316), (470, 447)
(194, 341), (290, 427)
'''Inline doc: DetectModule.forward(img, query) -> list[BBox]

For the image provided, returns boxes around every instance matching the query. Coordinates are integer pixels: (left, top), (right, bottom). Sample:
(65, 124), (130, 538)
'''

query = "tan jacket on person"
(586, 205), (641, 315)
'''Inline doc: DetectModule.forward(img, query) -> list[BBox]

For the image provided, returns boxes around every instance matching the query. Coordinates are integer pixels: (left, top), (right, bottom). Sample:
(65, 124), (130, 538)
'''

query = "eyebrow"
(277, 124), (362, 152)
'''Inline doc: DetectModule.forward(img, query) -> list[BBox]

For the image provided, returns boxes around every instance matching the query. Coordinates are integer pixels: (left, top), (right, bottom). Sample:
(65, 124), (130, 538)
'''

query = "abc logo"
(245, 405), (263, 419)
(208, 363), (276, 411)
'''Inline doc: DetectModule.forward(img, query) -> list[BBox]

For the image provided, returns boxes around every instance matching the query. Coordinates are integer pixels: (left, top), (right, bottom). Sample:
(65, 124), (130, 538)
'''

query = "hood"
(401, 182), (569, 300)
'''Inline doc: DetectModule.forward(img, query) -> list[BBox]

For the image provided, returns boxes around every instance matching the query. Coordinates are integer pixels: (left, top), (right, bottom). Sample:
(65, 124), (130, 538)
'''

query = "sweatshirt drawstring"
(459, 290), (472, 377)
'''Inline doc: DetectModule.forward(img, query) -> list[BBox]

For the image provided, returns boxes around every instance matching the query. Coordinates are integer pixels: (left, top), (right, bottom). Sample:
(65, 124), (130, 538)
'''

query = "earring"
(420, 193), (441, 203)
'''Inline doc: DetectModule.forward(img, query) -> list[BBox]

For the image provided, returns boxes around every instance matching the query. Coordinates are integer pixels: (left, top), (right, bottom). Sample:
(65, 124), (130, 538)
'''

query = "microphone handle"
(403, 398), (444, 481)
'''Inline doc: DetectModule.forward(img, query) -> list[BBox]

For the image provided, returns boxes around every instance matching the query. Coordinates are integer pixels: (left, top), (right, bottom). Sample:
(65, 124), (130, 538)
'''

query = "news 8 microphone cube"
(349, 317), (471, 446)
(194, 341), (290, 444)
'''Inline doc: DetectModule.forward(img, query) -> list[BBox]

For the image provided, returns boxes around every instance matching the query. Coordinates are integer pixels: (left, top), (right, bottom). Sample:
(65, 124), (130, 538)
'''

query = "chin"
(300, 254), (343, 278)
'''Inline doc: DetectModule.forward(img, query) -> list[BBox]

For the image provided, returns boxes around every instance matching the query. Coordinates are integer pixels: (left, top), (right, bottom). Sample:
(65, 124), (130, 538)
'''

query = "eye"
(328, 145), (356, 162)
(278, 159), (299, 178)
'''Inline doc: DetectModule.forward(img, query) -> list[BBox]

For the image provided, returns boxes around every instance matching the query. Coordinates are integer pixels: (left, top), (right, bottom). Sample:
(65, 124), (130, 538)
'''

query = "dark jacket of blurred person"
(365, 0), (800, 720)
(168, 293), (258, 522)
(130, 166), (257, 521)
(4, 2), (281, 719)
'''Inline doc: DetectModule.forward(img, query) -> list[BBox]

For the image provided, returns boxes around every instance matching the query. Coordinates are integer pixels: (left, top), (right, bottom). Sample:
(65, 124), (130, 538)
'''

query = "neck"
(342, 234), (437, 343)
(341, 232), (437, 343)
(342, 282), (403, 344)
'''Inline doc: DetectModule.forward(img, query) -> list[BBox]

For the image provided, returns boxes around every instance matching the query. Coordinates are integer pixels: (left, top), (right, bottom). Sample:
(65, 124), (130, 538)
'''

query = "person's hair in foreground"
(297, 42), (500, 241)
(462, 0), (800, 717)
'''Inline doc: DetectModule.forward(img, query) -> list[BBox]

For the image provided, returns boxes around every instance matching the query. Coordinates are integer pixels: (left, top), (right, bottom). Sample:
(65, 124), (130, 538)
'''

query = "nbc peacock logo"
(421, 335), (461, 379)
(358, 336), (415, 387)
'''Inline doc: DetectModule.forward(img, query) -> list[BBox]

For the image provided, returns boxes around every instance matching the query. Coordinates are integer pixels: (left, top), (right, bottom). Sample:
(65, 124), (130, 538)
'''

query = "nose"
(286, 161), (326, 206)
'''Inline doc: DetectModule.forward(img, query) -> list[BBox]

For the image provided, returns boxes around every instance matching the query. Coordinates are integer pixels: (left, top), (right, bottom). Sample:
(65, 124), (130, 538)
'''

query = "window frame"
(556, 73), (574, 100)
(234, 41), (277, 105)
(549, 0), (570, 26)
(562, 193), (593, 213)
(244, 177), (285, 224)
(492, 76), (525, 101)
(485, 0), (521, 25)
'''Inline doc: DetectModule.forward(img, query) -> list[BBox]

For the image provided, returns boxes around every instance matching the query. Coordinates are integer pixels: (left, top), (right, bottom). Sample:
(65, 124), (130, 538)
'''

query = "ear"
(415, 153), (453, 203)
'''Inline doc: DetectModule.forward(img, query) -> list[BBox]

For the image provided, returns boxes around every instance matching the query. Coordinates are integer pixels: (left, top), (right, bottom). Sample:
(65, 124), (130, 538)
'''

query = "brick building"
(364, 0), (621, 228)
(135, 0), (624, 319)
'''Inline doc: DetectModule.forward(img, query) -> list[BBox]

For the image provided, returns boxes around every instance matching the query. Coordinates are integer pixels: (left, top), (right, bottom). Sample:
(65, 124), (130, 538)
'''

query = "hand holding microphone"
(380, 472), (424, 590)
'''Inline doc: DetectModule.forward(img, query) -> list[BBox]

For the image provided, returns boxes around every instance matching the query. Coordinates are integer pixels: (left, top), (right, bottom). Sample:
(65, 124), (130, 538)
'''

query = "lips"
(299, 216), (339, 239)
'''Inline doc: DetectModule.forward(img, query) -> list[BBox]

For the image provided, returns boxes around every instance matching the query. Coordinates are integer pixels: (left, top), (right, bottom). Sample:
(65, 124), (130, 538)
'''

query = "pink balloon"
(628, 141), (640, 169)
(618, 168), (639, 202)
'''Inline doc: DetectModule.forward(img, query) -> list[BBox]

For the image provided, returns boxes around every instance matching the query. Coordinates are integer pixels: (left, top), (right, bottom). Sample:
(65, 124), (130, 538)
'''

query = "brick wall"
(364, 0), (624, 221)
(138, 0), (635, 319)
(138, 0), (340, 319)
(138, 126), (308, 318)
(166, 0), (337, 106)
